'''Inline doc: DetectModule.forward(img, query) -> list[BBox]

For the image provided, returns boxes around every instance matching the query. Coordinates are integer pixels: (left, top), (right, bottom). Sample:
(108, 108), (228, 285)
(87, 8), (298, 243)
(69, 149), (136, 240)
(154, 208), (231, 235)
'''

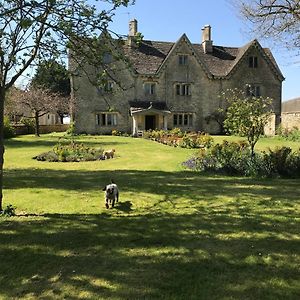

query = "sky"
(101, 0), (299, 102)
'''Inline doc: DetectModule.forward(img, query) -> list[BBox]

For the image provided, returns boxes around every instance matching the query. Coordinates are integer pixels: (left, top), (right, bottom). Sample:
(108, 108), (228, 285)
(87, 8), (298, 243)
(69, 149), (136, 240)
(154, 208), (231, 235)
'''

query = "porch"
(129, 101), (171, 136)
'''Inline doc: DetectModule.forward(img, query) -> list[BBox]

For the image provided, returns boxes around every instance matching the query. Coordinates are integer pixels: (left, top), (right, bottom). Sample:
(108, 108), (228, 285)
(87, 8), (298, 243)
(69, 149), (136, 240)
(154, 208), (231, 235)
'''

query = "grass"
(0, 134), (299, 299)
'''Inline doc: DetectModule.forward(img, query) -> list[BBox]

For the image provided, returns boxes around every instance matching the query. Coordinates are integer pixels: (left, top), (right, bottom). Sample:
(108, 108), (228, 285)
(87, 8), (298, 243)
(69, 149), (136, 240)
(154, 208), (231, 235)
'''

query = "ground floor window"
(96, 113), (118, 126)
(173, 113), (193, 126)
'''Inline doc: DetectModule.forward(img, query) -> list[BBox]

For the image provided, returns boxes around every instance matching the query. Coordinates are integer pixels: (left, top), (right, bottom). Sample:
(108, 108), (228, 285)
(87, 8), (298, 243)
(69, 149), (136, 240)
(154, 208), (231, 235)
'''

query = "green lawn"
(0, 134), (299, 299)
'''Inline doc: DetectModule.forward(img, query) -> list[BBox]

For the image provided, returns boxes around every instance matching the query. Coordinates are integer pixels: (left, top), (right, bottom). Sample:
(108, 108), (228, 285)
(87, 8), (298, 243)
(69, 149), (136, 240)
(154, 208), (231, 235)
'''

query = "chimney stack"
(128, 19), (138, 47)
(202, 25), (213, 54)
(129, 19), (138, 37)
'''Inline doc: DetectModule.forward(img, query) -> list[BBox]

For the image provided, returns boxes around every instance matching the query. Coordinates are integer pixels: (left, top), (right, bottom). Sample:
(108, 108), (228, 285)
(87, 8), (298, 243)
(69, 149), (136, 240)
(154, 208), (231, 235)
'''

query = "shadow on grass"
(0, 211), (299, 299)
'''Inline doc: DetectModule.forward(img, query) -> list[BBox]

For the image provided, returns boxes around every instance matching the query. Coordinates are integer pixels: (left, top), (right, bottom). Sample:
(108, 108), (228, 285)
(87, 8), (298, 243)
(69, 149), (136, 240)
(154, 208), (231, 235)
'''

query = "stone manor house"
(69, 20), (284, 135)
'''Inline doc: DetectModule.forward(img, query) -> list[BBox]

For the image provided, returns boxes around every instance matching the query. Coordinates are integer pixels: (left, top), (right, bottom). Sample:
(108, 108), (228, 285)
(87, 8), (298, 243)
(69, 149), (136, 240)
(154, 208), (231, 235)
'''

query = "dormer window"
(178, 55), (188, 65)
(249, 56), (258, 68)
(144, 82), (156, 95)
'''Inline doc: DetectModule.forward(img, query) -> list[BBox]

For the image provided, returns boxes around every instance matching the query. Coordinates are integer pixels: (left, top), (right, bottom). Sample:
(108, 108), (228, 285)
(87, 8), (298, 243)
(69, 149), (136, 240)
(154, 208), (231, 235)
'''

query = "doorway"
(145, 115), (156, 130)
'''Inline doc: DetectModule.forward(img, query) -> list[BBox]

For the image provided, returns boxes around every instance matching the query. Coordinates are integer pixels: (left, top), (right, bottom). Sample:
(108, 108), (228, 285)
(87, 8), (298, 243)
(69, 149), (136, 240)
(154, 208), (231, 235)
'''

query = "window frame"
(175, 83), (191, 96)
(173, 113), (193, 126)
(96, 112), (118, 126)
(246, 84), (261, 97)
(178, 54), (188, 65)
(249, 56), (258, 68)
(144, 82), (156, 96)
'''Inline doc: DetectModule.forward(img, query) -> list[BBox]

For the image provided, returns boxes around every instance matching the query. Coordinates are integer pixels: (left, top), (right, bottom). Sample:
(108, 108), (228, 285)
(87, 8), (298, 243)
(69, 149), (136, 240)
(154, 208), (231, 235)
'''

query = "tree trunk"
(0, 87), (5, 212)
(35, 111), (40, 137)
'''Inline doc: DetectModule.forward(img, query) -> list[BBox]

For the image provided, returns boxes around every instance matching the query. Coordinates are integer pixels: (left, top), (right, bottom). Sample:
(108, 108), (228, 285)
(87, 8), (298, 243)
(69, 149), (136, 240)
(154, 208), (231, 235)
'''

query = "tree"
(0, 0), (134, 211)
(9, 86), (66, 136)
(237, 0), (300, 51)
(221, 88), (273, 157)
(31, 59), (71, 123)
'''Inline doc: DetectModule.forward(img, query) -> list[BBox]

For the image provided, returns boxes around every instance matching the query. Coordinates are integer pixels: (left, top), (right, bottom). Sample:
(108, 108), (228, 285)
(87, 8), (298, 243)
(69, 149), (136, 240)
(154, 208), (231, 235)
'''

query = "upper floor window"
(97, 81), (114, 93)
(96, 113), (118, 126)
(178, 54), (188, 65)
(175, 83), (191, 96)
(246, 84), (261, 97)
(249, 56), (258, 68)
(144, 82), (156, 95)
(103, 52), (112, 64)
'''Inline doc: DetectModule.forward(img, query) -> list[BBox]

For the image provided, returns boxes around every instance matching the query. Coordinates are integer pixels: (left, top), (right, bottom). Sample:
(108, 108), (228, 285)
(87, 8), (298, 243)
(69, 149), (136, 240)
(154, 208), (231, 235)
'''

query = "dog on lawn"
(103, 149), (115, 159)
(103, 180), (119, 209)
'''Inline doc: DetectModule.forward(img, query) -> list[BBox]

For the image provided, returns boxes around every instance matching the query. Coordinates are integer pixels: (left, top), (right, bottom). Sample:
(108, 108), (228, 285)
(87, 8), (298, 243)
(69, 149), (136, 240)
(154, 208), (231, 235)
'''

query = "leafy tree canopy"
(221, 88), (273, 156)
(31, 59), (70, 97)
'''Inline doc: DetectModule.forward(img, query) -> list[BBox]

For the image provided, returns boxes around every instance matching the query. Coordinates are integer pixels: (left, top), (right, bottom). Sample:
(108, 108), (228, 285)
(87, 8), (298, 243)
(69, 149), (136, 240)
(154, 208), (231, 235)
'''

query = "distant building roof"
(282, 98), (300, 112)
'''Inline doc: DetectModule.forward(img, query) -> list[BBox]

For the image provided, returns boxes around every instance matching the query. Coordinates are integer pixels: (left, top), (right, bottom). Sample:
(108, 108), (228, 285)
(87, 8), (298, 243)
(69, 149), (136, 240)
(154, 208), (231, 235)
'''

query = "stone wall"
(13, 124), (69, 135)
(281, 112), (300, 131)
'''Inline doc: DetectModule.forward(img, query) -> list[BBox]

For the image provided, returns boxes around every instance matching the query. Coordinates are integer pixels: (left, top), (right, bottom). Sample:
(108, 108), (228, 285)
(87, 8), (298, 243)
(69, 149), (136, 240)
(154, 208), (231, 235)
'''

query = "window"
(175, 83), (191, 96)
(96, 113), (118, 126)
(103, 52), (112, 64)
(97, 81), (113, 93)
(249, 56), (258, 68)
(178, 55), (188, 65)
(173, 113), (193, 126)
(144, 82), (156, 95)
(246, 84), (261, 97)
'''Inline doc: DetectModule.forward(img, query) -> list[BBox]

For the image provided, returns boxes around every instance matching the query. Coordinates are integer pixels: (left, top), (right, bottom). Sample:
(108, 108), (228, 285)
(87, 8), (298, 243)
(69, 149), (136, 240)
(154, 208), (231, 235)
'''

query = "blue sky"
(103, 0), (299, 101)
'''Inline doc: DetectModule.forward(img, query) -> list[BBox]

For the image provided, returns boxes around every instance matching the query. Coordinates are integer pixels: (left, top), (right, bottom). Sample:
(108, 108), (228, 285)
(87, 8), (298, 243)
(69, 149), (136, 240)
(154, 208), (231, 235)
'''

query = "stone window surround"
(178, 54), (188, 65)
(246, 84), (261, 97)
(175, 83), (191, 96)
(173, 113), (193, 126)
(143, 82), (156, 95)
(96, 112), (118, 126)
(249, 56), (258, 68)
(97, 81), (114, 94)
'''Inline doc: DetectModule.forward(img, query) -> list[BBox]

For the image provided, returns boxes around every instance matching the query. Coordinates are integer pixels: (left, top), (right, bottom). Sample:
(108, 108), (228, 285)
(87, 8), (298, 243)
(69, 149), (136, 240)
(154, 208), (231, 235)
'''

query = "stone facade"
(69, 20), (284, 135)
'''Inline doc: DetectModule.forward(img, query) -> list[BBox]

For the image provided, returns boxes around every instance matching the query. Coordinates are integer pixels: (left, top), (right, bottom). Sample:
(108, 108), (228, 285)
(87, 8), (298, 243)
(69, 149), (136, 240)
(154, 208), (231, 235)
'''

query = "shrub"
(34, 139), (104, 162)
(183, 142), (300, 178)
(1, 204), (16, 217)
(195, 132), (214, 149)
(179, 135), (197, 149)
(4, 116), (15, 138)
(277, 126), (300, 142)
(20, 117), (35, 133)
(66, 121), (76, 136)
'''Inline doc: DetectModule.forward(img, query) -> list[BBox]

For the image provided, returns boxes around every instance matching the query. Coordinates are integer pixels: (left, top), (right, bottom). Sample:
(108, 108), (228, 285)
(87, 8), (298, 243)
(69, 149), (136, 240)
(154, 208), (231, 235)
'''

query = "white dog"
(103, 181), (119, 209)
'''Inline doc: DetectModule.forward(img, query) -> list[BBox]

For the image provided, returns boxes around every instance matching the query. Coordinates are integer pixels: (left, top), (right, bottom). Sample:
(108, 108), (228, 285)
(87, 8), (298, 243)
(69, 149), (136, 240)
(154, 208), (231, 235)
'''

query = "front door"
(145, 115), (156, 130)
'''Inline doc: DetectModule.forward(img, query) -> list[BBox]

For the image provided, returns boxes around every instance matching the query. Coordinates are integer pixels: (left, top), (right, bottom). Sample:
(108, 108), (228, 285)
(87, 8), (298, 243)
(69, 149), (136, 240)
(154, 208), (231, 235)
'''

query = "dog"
(103, 149), (115, 159)
(102, 180), (119, 209)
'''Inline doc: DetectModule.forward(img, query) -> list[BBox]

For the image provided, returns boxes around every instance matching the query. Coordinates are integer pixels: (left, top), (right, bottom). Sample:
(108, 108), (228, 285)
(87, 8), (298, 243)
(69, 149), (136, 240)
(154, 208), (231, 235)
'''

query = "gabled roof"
(121, 37), (284, 81)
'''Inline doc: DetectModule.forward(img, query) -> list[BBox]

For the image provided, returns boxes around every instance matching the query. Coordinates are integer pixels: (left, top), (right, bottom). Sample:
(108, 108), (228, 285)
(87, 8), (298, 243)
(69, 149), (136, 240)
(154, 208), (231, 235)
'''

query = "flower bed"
(143, 128), (214, 149)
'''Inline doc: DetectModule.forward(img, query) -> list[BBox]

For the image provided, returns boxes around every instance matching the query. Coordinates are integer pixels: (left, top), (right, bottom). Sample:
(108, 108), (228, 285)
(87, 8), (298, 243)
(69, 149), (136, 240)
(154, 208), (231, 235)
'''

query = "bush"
(143, 129), (214, 149)
(1, 204), (16, 217)
(4, 116), (15, 138)
(277, 125), (300, 142)
(183, 141), (300, 178)
(66, 121), (76, 136)
(20, 117), (35, 133)
(34, 139), (104, 162)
